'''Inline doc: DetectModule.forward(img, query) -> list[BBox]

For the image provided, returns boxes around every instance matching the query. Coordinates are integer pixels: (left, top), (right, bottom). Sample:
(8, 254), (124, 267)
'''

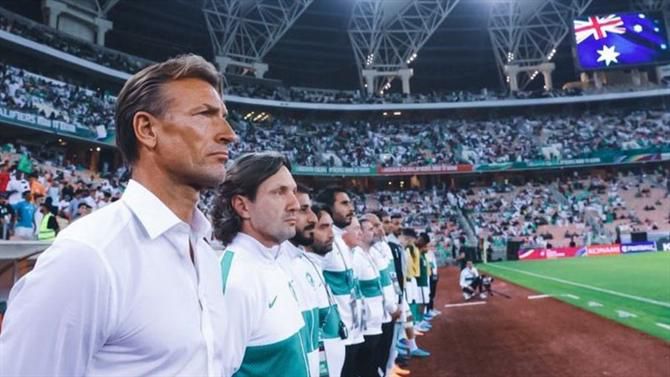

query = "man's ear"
(132, 111), (158, 151)
(231, 194), (252, 221)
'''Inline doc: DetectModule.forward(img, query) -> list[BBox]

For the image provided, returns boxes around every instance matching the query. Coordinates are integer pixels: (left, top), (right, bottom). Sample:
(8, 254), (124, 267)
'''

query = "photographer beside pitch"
(459, 260), (491, 300)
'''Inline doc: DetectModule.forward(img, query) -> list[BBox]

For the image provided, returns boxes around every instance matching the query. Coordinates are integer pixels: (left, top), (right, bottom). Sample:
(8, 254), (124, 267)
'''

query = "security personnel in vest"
(37, 202), (59, 241)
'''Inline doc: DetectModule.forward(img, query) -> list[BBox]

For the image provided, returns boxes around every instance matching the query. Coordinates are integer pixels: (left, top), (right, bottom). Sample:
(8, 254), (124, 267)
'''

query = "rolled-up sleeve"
(0, 239), (112, 377)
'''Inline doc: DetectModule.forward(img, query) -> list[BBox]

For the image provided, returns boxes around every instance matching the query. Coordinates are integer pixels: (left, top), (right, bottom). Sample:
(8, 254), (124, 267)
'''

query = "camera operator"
(459, 260), (487, 300)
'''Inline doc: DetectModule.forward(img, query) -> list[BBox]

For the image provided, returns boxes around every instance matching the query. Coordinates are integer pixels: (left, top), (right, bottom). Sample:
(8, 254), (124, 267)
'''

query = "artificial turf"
(479, 252), (670, 342)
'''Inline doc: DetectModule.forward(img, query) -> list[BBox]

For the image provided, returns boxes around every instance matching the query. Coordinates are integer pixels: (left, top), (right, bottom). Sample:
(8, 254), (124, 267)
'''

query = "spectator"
(12, 190), (35, 240)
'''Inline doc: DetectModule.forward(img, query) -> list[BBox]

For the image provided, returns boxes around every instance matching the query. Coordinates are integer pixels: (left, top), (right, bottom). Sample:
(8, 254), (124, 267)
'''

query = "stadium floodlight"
(631, 0), (668, 11)
(203, 0), (314, 73)
(349, 0), (460, 94)
(489, 0), (594, 90)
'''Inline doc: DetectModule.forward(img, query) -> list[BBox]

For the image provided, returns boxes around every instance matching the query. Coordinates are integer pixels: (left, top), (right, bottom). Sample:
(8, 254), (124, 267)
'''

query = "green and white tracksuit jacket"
(322, 226), (364, 346)
(220, 233), (310, 377)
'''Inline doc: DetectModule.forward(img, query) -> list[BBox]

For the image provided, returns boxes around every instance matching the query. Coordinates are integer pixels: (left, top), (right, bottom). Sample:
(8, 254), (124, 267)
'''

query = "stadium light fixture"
(96, 147), (101, 152)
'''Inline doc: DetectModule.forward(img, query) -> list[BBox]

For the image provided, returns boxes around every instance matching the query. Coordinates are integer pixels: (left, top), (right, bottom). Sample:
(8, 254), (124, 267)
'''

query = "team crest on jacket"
(305, 272), (316, 288)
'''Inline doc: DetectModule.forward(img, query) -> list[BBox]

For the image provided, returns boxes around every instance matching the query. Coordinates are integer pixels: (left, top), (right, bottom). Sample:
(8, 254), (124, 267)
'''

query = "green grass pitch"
(478, 252), (670, 342)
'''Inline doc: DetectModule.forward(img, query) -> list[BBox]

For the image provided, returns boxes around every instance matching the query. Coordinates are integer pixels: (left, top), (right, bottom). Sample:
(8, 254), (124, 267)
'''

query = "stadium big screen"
(573, 11), (670, 70)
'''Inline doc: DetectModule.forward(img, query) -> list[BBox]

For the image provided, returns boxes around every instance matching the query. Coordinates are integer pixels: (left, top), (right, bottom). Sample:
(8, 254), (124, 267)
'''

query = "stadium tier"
(1, 1), (669, 377)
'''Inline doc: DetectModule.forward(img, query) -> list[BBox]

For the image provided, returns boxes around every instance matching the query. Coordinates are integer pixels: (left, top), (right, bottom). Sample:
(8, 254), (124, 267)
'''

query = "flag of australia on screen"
(574, 12), (670, 70)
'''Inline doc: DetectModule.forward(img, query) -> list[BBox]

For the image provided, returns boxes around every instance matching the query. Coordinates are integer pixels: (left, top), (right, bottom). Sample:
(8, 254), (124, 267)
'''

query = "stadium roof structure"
(3, 0), (667, 93)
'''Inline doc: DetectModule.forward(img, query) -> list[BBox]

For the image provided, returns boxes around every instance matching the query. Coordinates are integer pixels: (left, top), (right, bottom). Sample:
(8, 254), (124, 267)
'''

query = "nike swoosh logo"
(269, 295), (278, 309)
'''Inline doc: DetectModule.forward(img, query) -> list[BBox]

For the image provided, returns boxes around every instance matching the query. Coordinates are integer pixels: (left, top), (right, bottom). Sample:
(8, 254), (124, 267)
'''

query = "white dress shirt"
(0, 179), (226, 376)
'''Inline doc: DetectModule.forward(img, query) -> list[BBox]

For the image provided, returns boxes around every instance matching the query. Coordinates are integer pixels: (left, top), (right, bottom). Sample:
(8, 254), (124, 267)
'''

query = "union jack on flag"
(574, 15), (626, 44)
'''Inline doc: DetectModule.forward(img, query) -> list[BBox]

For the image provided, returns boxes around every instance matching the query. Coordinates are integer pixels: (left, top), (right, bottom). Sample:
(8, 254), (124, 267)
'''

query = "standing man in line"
(414, 233), (432, 328)
(397, 227), (431, 358)
(279, 184), (325, 377)
(354, 216), (390, 377)
(212, 152), (310, 377)
(0, 54), (236, 376)
(425, 244), (441, 318)
(315, 187), (365, 376)
(304, 202), (347, 377)
(365, 212), (404, 376)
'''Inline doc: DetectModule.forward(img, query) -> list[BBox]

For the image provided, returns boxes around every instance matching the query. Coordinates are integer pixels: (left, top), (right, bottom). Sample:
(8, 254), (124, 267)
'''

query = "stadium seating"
(5, 61), (669, 168)
(0, 6), (655, 107)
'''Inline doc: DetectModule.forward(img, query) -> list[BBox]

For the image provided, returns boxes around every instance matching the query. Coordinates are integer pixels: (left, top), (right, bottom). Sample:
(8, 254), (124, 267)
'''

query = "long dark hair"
(212, 152), (291, 245)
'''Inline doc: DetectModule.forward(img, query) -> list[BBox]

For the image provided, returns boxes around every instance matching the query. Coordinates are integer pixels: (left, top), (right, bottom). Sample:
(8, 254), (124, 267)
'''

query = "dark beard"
(333, 217), (351, 229)
(311, 242), (333, 256)
(290, 231), (314, 247)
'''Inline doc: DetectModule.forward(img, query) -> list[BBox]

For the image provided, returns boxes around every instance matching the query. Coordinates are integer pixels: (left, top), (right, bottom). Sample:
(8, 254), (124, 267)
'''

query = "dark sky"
(0, 0), (643, 92)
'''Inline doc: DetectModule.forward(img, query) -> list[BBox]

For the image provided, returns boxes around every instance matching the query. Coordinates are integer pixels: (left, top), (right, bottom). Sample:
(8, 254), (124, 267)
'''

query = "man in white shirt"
(352, 217), (387, 377)
(365, 212), (403, 375)
(279, 184), (324, 377)
(212, 152), (310, 377)
(304, 203), (347, 377)
(315, 187), (365, 376)
(0, 54), (237, 376)
(460, 260), (486, 300)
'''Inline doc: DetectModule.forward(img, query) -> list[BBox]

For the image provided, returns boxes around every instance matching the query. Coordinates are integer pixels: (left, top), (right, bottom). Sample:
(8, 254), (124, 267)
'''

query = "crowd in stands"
(0, 6), (626, 109)
(0, 142), (127, 240)
(455, 169), (670, 248)
(232, 109), (670, 167)
(0, 9), (149, 73)
(1, 59), (670, 169)
(0, 63), (116, 135)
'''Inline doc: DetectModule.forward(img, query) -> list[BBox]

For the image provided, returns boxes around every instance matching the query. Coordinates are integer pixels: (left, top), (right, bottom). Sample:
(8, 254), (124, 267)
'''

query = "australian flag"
(574, 12), (670, 70)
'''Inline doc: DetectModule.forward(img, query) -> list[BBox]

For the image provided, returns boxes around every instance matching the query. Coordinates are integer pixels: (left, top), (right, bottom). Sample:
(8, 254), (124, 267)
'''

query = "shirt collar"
(303, 250), (326, 267)
(333, 225), (344, 237)
(231, 232), (282, 261)
(122, 179), (211, 240)
(386, 234), (400, 245)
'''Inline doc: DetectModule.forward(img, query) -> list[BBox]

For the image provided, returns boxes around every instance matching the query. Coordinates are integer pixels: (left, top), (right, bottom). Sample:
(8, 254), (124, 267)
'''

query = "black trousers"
(376, 321), (395, 373)
(428, 277), (438, 311)
(357, 334), (382, 377)
(463, 276), (482, 294)
(342, 342), (363, 377)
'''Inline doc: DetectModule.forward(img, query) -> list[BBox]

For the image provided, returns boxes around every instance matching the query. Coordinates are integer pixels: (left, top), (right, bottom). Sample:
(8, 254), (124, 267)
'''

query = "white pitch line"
(656, 323), (670, 331)
(528, 294), (551, 300)
(616, 310), (638, 319)
(587, 301), (603, 308)
(444, 301), (487, 308)
(486, 264), (670, 309)
(561, 294), (580, 300)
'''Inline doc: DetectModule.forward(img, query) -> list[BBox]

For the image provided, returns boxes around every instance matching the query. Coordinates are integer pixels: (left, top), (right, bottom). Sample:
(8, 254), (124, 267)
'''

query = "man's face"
(311, 211), (334, 255)
(151, 78), (237, 189)
(466, 261), (473, 270)
(242, 166), (299, 246)
(332, 192), (354, 228)
(343, 218), (362, 248)
(291, 192), (317, 246)
(381, 215), (393, 235)
(399, 235), (415, 248)
(391, 217), (402, 236)
(360, 221), (375, 247)
(368, 215), (384, 242)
